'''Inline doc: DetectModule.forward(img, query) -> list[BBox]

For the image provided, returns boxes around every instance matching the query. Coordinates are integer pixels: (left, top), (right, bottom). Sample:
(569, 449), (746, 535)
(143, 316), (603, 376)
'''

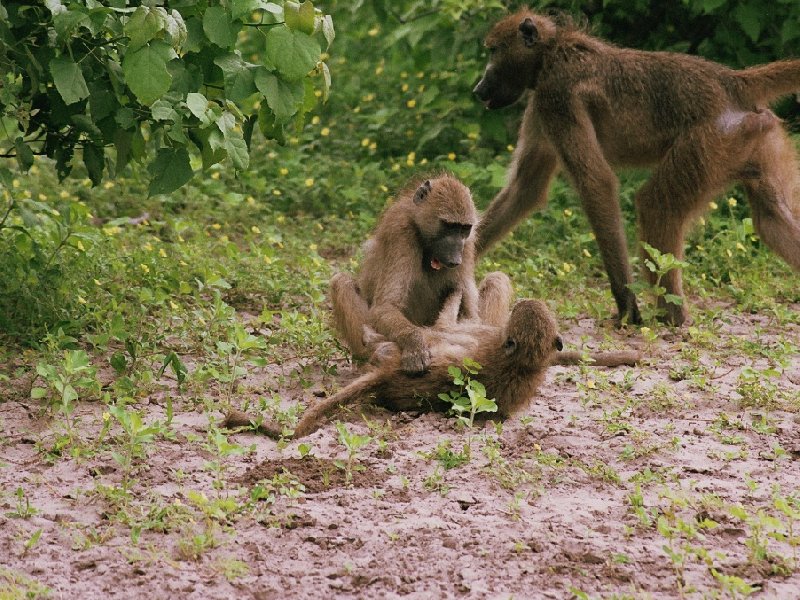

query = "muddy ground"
(1, 305), (799, 599)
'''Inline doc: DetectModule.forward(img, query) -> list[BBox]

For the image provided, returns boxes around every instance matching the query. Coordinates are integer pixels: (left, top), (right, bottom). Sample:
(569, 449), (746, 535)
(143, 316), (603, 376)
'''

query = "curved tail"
(554, 350), (641, 367)
(292, 371), (381, 438)
(732, 60), (800, 106)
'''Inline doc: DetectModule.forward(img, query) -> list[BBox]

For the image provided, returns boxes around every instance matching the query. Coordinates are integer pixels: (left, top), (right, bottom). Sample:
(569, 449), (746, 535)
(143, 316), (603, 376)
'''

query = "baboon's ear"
(503, 337), (518, 356)
(554, 336), (563, 351)
(519, 17), (538, 48)
(413, 179), (433, 205)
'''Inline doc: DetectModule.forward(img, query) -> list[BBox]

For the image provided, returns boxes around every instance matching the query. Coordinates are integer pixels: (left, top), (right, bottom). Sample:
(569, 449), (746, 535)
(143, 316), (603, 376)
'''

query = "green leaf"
(285, 1), (315, 35)
(257, 104), (286, 144)
(148, 147), (193, 196)
(732, 4), (762, 42)
(254, 69), (304, 122)
(217, 112), (249, 170)
(321, 15), (335, 49)
(214, 54), (257, 102)
(122, 42), (175, 106)
(14, 138), (34, 171)
(203, 6), (237, 48)
(83, 144), (104, 186)
(53, 9), (89, 41)
(264, 27), (320, 82)
(31, 387), (48, 400)
(124, 6), (164, 52)
(49, 57), (90, 105)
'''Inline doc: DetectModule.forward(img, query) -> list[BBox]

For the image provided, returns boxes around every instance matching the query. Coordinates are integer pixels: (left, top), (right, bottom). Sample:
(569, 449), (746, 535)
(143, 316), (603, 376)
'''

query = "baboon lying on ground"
(330, 174), (512, 374)
(473, 8), (800, 325)
(226, 298), (640, 439)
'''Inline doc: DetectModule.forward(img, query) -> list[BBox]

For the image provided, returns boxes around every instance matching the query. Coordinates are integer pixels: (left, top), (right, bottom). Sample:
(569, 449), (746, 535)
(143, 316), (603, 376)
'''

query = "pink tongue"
(431, 258), (442, 270)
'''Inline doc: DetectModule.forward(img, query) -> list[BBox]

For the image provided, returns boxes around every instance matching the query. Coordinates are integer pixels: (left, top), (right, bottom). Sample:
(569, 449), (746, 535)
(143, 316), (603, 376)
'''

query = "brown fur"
(290, 300), (562, 439)
(330, 174), (512, 373)
(473, 9), (800, 325)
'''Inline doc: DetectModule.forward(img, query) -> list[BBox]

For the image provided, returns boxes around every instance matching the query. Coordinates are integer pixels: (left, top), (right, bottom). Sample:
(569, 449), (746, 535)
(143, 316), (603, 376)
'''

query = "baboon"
(363, 289), (640, 369)
(473, 9), (800, 325)
(226, 299), (640, 440)
(330, 174), (513, 373)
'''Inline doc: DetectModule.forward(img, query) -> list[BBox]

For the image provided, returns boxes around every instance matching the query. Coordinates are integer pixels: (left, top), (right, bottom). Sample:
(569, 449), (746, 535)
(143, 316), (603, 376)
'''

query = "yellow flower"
(103, 412), (111, 422)
(103, 181), (115, 190)
(59, 190), (70, 199)
(417, 85), (425, 93)
(400, 71), (408, 79)
(272, 189), (282, 196)
(211, 171), (220, 180)
(391, 163), (400, 172)
(361, 138), (370, 147)
(447, 152), (456, 161)
(12, 179), (20, 188)
(311, 115), (320, 125)
(419, 158), (428, 166)
(468, 132), (478, 140)
(582, 248), (592, 258)
(401, 83), (409, 92)
(78, 296), (87, 305)
(170, 300), (179, 310)
(263, 255), (273, 265)
(279, 167), (289, 176)
(698, 217), (705, 226)
(159, 248), (167, 258)
(416, 71), (424, 78)
(507, 144), (515, 152)
(220, 235), (229, 243)
(140, 264), (150, 274)
(316, 223), (324, 231)
(144, 242), (153, 251)
(277, 215), (286, 224)
(247, 196), (256, 205)
(309, 243), (318, 251)
(177, 235), (185, 243)
(38, 193), (47, 201)
(251, 225), (261, 234)
(314, 90), (322, 98)
(380, 185), (389, 193)
(375, 65), (384, 76)
(321, 127), (330, 136)
(368, 27), (379, 37)
(93, 279), (101, 286)
(211, 224), (221, 230)
(727, 197), (737, 207)
(369, 142), (377, 151)
(563, 208), (573, 217)
(179, 260), (188, 266)
(709, 201), (718, 210)
(305, 178), (314, 187)
(406, 99), (416, 108)
(586, 380), (596, 389)
(736, 242), (746, 251)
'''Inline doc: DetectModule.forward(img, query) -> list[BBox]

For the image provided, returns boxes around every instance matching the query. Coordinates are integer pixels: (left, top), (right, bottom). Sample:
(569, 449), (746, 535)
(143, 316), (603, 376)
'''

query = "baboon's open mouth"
(430, 258), (443, 270)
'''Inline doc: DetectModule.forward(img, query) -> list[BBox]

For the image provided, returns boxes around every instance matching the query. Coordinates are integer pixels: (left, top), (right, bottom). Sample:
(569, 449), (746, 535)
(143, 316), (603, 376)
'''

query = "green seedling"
(438, 358), (498, 429)
(334, 422), (371, 484)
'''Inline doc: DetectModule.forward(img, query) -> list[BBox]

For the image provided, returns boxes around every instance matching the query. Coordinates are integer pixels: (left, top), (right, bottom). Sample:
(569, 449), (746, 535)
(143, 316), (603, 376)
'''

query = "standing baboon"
(330, 174), (513, 374)
(473, 9), (800, 325)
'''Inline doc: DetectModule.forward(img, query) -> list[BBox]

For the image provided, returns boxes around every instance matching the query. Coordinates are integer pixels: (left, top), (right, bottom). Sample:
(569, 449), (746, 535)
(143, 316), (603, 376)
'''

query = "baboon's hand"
(400, 334), (431, 374)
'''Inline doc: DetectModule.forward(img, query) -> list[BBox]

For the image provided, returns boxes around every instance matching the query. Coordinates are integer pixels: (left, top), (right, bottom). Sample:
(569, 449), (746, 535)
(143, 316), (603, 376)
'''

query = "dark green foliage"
(0, 1), (334, 193)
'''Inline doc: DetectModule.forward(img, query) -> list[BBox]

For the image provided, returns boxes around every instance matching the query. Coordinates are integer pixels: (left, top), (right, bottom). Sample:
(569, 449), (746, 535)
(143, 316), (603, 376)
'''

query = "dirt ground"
(1, 305), (799, 599)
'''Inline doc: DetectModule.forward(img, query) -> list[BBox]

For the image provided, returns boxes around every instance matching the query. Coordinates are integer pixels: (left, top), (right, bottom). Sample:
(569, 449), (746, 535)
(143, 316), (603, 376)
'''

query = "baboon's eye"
(502, 338), (517, 356)
(487, 45), (498, 56)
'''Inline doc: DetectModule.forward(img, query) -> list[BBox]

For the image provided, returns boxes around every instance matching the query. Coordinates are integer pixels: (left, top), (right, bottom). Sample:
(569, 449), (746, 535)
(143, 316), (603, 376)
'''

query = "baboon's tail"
(554, 350), (641, 367)
(733, 60), (800, 106)
(291, 372), (381, 438)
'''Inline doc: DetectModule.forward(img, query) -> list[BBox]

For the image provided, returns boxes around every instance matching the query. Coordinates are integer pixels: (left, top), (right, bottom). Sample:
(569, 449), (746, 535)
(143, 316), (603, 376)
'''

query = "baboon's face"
(502, 300), (562, 362)
(413, 177), (476, 271)
(473, 14), (549, 110)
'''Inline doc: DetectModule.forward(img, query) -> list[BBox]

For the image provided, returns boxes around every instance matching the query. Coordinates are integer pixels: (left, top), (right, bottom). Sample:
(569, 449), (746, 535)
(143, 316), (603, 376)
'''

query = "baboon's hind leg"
(743, 128), (800, 271)
(329, 272), (370, 359)
(478, 271), (514, 327)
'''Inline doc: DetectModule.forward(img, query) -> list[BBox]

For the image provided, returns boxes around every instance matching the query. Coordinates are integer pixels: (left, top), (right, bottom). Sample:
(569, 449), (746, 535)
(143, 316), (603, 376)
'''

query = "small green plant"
(6, 487), (39, 519)
(108, 401), (168, 491)
(629, 242), (689, 322)
(334, 422), (371, 484)
(438, 358), (497, 429)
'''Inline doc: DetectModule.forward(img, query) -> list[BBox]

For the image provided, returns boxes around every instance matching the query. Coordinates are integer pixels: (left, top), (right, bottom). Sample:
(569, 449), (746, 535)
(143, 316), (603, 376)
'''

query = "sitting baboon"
(473, 9), (800, 325)
(330, 174), (513, 374)
(226, 299), (640, 439)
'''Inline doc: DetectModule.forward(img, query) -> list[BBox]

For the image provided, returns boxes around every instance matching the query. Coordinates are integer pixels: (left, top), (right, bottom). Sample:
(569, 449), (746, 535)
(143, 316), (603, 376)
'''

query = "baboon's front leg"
(476, 108), (559, 255)
(329, 272), (370, 359)
(556, 121), (641, 325)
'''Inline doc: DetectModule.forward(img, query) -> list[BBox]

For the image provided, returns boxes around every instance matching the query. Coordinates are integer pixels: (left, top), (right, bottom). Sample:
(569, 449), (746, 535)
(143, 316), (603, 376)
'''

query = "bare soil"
(1, 306), (799, 599)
